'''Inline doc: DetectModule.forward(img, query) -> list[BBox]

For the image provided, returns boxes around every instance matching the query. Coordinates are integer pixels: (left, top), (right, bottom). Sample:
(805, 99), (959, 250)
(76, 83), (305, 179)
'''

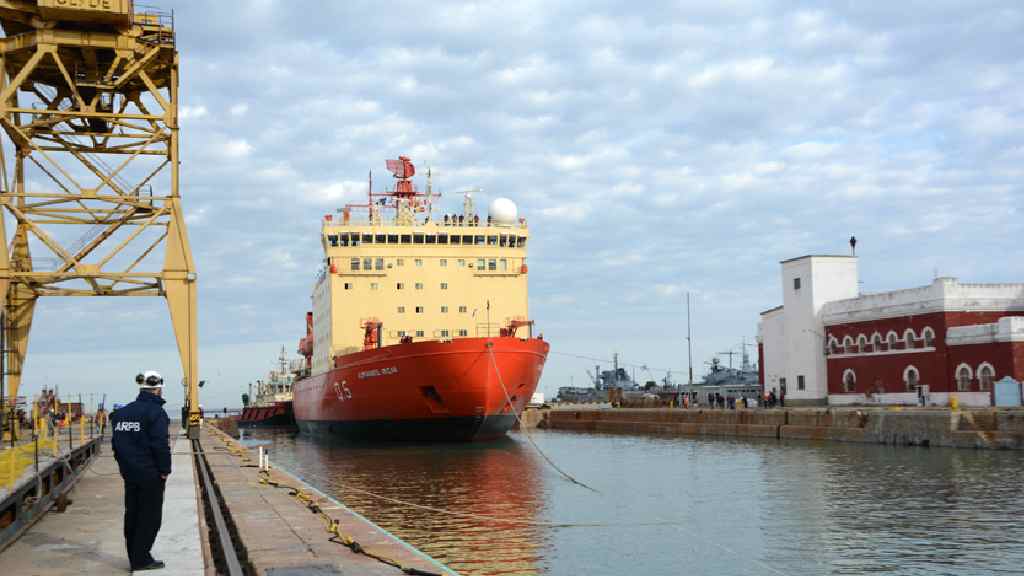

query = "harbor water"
(245, 429), (1024, 575)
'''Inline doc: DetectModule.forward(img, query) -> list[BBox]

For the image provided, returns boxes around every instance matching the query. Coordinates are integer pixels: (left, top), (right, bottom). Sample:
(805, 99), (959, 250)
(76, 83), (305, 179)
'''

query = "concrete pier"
(0, 427), (204, 575)
(542, 407), (1024, 449)
(0, 422), (456, 575)
(201, 425), (456, 576)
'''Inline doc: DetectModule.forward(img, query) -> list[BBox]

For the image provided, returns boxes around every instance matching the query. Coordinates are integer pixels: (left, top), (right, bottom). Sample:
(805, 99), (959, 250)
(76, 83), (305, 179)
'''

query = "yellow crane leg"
(163, 198), (198, 438)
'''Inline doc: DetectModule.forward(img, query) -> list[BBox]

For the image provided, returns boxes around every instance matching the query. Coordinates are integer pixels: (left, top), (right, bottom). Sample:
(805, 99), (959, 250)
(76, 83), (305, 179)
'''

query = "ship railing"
(323, 216), (528, 229)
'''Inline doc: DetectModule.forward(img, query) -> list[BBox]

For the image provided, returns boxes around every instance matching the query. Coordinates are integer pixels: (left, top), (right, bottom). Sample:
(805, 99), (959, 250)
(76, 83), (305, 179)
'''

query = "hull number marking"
(333, 380), (353, 402)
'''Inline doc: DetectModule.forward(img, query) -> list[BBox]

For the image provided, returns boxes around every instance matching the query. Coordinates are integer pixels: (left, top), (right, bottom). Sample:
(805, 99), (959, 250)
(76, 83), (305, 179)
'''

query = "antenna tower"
(0, 1), (200, 437)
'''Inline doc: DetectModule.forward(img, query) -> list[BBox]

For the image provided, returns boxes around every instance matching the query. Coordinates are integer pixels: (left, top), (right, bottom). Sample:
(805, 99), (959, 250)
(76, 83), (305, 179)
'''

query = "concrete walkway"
(0, 428), (205, 575)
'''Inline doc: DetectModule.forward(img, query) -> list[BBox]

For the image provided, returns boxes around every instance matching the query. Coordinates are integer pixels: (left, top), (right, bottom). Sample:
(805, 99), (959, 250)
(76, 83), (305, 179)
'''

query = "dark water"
(243, 429), (1024, 576)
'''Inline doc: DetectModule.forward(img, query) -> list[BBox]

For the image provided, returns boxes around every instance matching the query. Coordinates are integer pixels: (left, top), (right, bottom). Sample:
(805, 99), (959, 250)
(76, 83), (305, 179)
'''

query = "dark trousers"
(123, 479), (166, 569)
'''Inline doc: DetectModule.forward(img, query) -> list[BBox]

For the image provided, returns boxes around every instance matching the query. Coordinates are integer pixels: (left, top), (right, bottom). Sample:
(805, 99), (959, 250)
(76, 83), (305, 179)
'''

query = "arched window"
(904, 329), (917, 349)
(843, 335), (855, 353)
(872, 332), (883, 351)
(955, 364), (972, 392)
(978, 363), (995, 391)
(842, 369), (856, 393)
(922, 327), (935, 348)
(903, 365), (920, 391)
(858, 334), (869, 353)
(828, 337), (840, 355)
(887, 331), (898, 349)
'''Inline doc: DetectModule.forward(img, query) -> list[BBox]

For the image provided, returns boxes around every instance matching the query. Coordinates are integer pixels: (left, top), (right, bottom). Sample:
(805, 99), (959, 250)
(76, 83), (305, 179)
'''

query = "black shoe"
(133, 560), (166, 572)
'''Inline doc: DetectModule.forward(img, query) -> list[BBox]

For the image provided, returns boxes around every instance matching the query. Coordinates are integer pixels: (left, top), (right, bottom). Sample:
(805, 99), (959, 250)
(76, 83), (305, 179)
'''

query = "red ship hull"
(238, 401), (295, 428)
(292, 336), (549, 441)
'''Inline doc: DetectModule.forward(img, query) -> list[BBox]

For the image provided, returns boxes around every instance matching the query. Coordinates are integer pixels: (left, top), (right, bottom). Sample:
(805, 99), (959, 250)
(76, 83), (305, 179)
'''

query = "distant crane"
(738, 338), (756, 370)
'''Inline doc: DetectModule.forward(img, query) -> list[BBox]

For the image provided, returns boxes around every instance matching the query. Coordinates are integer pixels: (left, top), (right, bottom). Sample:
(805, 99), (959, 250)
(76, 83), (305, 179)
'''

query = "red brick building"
(759, 255), (1024, 407)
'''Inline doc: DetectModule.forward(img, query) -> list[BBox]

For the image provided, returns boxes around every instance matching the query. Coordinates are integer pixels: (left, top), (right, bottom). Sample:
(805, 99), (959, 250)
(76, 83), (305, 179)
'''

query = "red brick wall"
(825, 311), (1024, 395)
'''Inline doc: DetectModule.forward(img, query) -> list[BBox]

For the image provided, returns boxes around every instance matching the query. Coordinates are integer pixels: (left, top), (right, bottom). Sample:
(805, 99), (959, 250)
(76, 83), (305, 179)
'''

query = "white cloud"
(180, 105), (207, 120)
(229, 103), (249, 117)
(222, 139), (253, 158)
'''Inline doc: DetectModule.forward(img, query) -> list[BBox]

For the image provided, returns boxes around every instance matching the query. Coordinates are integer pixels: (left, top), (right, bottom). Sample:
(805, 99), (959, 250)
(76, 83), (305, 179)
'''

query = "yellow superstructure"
(311, 200), (530, 376)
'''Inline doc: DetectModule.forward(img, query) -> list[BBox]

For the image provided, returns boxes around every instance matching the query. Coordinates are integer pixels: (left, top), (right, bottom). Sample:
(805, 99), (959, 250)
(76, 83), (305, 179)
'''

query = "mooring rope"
(486, 344), (600, 493)
(256, 469), (444, 576)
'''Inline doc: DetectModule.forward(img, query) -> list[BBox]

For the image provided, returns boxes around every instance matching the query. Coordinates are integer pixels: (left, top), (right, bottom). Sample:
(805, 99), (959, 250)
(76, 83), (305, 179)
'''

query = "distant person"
(769, 389), (777, 408)
(111, 371), (171, 572)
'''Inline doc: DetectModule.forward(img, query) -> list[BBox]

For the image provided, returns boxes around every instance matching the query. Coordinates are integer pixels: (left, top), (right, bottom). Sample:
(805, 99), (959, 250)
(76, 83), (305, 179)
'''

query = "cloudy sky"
(12, 0), (1024, 411)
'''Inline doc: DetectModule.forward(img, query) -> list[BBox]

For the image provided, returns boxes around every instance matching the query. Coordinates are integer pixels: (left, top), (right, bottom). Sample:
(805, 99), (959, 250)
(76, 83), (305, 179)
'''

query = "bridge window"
(361, 234), (373, 244)
(375, 234), (386, 243)
(450, 235), (461, 245)
(350, 257), (360, 271)
(400, 234), (411, 243)
(475, 235), (485, 245)
(487, 235), (498, 246)
(413, 234), (424, 244)
(425, 235), (437, 244)
(463, 235), (474, 244)
(387, 234), (399, 244)
(517, 236), (527, 247)
(328, 235), (338, 247)
(438, 234), (448, 244)
(499, 235), (508, 247)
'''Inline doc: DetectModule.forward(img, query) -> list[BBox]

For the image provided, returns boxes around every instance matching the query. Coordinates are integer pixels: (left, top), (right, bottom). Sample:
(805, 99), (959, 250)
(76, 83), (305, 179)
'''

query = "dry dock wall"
(541, 408), (1024, 450)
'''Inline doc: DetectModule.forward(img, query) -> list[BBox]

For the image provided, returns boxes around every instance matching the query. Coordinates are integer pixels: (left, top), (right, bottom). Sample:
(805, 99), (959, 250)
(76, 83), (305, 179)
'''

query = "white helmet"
(136, 370), (164, 388)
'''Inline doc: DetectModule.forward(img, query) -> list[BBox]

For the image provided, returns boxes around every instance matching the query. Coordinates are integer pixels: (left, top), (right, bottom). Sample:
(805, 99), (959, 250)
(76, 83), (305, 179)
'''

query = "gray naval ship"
(691, 351), (760, 404)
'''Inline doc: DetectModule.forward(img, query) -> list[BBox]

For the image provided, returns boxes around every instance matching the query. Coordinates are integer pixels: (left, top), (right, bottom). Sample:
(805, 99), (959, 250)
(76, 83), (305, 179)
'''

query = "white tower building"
(760, 255), (859, 405)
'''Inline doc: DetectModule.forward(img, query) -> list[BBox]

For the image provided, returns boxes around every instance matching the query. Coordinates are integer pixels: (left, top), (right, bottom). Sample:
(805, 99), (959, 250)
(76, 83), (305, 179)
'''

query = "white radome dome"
(488, 197), (518, 225)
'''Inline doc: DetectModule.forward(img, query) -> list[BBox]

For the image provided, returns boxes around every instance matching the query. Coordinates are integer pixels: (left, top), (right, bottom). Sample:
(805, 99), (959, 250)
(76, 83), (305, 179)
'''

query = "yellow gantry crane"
(0, 0), (199, 437)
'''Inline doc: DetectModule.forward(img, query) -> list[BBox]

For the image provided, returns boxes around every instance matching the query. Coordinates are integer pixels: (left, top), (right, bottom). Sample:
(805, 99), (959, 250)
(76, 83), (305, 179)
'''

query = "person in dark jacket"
(111, 370), (171, 572)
